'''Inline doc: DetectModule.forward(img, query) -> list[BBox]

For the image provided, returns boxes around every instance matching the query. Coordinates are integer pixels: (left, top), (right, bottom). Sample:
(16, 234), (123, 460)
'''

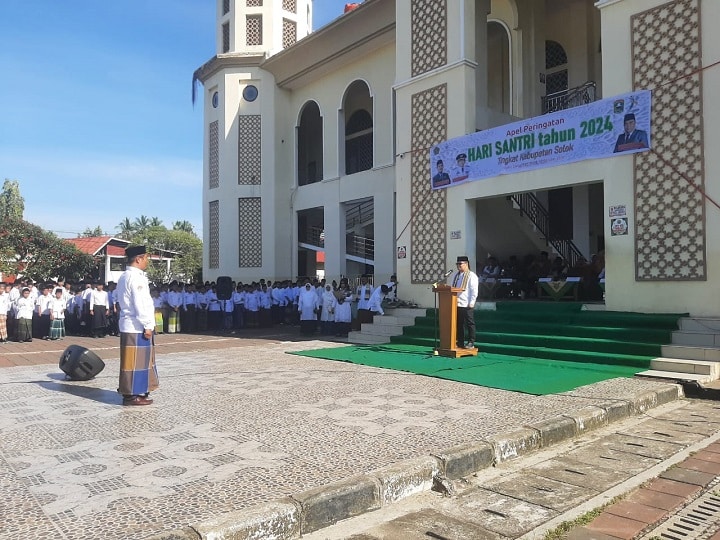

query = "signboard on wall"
(429, 90), (651, 190)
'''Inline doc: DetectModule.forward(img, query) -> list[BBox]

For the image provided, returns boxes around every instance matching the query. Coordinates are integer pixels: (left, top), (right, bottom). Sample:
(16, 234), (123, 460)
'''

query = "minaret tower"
(199, 1), (313, 281)
(217, 0), (313, 56)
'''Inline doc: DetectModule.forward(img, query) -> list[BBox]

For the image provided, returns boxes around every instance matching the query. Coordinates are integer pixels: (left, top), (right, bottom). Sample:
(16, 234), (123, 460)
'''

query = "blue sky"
(0, 1), (349, 238)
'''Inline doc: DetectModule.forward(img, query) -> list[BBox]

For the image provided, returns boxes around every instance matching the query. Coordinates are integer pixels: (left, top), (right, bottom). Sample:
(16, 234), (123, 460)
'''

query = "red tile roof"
(65, 236), (129, 256)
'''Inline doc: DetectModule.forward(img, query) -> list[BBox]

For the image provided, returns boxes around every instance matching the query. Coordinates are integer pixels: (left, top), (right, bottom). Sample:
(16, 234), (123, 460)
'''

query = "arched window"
(297, 101), (323, 186)
(545, 40), (568, 96)
(487, 21), (511, 114)
(342, 80), (373, 175)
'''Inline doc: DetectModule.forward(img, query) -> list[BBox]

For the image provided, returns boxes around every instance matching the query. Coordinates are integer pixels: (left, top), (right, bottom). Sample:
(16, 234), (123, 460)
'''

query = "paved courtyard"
(0, 332), (680, 539)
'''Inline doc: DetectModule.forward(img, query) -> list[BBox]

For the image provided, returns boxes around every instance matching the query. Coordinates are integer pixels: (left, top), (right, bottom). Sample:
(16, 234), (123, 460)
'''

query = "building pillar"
(572, 184), (590, 258)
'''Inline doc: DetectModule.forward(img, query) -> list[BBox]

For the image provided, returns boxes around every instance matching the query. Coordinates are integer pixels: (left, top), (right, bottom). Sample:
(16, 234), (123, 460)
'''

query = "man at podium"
(449, 256), (479, 349)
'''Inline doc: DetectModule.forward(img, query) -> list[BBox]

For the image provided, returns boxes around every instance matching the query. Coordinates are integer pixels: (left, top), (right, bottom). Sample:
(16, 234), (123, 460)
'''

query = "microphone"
(444, 269), (453, 277)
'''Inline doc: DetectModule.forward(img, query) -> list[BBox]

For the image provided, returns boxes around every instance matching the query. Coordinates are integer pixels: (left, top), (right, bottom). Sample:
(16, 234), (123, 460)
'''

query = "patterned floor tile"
(0, 339), (677, 539)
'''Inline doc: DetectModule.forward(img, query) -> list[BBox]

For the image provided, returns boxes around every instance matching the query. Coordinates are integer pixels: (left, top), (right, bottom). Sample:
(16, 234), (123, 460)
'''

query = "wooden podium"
(432, 284), (478, 358)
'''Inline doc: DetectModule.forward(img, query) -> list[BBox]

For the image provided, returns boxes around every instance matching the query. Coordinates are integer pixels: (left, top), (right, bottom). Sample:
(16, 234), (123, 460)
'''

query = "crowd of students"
(0, 274), (399, 344)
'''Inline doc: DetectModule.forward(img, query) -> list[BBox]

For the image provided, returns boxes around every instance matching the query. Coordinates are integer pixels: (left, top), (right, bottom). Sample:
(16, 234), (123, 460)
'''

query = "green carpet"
(288, 344), (645, 395)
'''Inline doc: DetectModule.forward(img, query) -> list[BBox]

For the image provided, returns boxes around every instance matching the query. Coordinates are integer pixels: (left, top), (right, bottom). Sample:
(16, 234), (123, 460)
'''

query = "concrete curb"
(147, 383), (683, 540)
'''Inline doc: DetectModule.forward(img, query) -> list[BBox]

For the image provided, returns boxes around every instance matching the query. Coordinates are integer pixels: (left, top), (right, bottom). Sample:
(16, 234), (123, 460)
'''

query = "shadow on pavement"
(33, 379), (121, 405)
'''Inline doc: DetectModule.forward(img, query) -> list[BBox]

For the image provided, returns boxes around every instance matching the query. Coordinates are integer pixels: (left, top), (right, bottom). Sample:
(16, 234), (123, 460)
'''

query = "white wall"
(598, 0), (720, 316)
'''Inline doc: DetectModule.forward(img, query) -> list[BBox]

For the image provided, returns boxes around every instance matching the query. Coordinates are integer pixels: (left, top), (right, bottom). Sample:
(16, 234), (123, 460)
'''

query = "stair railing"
(301, 226), (375, 261)
(346, 233), (375, 260)
(509, 192), (585, 267)
(345, 199), (374, 230)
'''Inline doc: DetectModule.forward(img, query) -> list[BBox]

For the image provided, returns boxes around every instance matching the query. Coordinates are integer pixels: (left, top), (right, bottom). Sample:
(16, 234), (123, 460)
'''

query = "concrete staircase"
(347, 307), (427, 345)
(637, 317), (720, 384)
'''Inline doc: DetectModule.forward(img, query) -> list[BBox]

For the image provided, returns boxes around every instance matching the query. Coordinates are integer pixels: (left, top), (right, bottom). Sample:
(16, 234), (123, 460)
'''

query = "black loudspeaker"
(59, 345), (106, 381)
(216, 276), (233, 301)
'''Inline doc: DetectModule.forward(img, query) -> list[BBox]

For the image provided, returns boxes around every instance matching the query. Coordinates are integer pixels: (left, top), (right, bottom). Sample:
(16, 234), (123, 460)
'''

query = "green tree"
(81, 226), (105, 237)
(0, 179), (25, 221)
(134, 215), (150, 234)
(142, 228), (202, 284)
(0, 218), (95, 281)
(116, 217), (135, 239)
(113, 216), (202, 284)
(173, 220), (194, 234)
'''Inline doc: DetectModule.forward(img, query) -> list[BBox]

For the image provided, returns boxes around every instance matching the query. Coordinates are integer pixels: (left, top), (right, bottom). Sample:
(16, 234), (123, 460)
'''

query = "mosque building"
(194, 0), (720, 316)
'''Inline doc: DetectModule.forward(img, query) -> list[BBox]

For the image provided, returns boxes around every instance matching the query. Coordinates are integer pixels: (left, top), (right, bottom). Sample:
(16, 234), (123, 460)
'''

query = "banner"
(429, 90), (651, 190)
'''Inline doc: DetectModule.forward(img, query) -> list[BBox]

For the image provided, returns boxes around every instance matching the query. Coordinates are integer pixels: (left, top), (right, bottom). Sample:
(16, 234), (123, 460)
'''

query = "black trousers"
(456, 306), (475, 345)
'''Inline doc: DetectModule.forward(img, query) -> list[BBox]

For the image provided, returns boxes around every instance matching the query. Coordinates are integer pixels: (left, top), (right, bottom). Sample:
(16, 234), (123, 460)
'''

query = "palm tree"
(134, 215), (150, 234)
(149, 216), (164, 228)
(173, 220), (194, 234)
(116, 217), (135, 239)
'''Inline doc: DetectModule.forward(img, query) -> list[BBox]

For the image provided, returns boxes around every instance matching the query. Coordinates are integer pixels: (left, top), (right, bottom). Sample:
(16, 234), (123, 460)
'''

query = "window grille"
(238, 198), (263, 267)
(238, 115), (261, 185)
(282, 19), (296, 49)
(209, 121), (219, 188)
(209, 201), (220, 269)
(246, 16), (262, 46)
(222, 22), (230, 53)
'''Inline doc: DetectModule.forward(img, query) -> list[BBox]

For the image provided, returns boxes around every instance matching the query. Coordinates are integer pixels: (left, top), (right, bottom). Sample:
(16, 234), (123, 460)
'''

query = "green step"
(388, 335), (653, 369)
(404, 320), (671, 343)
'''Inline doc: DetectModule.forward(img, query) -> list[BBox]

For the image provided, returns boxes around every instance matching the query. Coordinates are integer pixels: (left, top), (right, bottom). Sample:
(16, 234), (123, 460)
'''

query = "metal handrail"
(300, 226), (374, 261)
(542, 81), (597, 114)
(345, 199), (374, 230)
(346, 233), (374, 259)
(509, 192), (585, 267)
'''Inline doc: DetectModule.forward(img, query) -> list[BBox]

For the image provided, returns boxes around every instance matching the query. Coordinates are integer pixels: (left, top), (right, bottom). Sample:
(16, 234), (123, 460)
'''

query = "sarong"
(91, 305), (107, 333)
(167, 309), (180, 333)
(49, 318), (65, 339)
(118, 332), (159, 396)
(16, 318), (32, 341)
(154, 309), (164, 334)
(196, 309), (208, 331)
(183, 305), (196, 333)
(37, 314), (51, 338)
(0, 314), (7, 340)
(259, 308), (271, 327)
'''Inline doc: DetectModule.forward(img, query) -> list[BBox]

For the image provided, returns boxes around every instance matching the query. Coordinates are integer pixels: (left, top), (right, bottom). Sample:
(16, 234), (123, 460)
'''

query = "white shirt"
(50, 297), (66, 319)
(356, 283), (373, 309)
(367, 287), (386, 315)
(449, 270), (479, 308)
(0, 292), (10, 314)
(89, 289), (109, 309)
(15, 296), (35, 319)
(167, 290), (183, 309)
(116, 266), (155, 332)
(36, 293), (53, 316)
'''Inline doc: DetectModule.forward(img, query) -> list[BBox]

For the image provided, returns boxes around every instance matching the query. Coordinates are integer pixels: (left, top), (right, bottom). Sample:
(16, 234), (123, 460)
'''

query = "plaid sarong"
(167, 310), (180, 333)
(0, 314), (7, 340)
(16, 318), (32, 342)
(154, 309), (164, 334)
(49, 318), (65, 339)
(118, 332), (159, 397)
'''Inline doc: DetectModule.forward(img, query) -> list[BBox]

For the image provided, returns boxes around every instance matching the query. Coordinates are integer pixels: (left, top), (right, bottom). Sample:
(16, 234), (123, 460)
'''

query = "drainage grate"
(640, 481), (720, 540)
